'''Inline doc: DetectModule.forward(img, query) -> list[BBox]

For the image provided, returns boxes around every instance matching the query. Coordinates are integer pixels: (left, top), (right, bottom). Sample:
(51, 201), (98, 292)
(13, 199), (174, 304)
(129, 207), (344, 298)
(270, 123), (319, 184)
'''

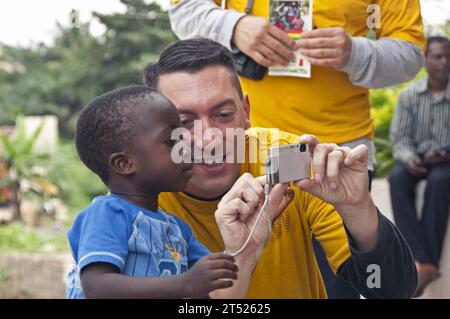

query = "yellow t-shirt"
(159, 128), (351, 298)
(215, 0), (425, 144)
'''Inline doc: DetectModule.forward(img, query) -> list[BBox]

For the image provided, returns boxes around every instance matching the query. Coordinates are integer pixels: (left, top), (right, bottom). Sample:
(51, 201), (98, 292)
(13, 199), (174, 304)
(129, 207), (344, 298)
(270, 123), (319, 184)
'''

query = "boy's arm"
(81, 263), (187, 299)
(209, 249), (262, 299)
(81, 253), (238, 299)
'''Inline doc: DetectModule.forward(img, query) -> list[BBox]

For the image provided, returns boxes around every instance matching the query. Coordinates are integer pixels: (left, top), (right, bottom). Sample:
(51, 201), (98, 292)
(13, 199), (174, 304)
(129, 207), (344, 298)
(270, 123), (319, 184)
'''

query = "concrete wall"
(0, 253), (69, 299)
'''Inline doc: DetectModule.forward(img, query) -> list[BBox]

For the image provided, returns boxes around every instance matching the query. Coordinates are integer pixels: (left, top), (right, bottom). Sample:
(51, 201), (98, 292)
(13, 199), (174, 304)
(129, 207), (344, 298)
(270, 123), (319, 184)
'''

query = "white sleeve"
(169, 0), (246, 50)
(340, 37), (424, 89)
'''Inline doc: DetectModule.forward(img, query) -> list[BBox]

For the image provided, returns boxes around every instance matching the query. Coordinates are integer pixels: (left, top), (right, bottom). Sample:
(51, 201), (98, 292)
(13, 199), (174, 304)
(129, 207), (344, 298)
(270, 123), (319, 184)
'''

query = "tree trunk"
(9, 166), (21, 222)
(11, 179), (21, 221)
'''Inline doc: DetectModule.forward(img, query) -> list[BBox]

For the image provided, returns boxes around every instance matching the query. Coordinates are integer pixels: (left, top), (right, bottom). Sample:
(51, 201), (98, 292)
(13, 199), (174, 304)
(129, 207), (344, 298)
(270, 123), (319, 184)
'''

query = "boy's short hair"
(143, 38), (243, 100)
(75, 85), (158, 184)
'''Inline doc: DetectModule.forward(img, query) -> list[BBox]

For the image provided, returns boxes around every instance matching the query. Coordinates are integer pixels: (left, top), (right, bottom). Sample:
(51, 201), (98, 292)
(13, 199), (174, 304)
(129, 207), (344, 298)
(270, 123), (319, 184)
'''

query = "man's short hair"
(426, 36), (450, 56)
(75, 85), (158, 184)
(143, 38), (243, 99)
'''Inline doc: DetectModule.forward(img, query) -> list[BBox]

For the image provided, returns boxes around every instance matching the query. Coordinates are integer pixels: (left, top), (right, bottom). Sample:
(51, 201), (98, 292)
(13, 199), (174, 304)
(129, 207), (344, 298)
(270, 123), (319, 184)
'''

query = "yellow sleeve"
(303, 191), (352, 274)
(375, 0), (425, 51)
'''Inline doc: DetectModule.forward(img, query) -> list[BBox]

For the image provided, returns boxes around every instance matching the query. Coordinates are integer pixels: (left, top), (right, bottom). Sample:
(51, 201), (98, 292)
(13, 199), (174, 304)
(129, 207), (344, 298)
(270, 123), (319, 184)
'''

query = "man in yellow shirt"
(168, 0), (425, 298)
(143, 39), (417, 298)
(169, 0), (425, 172)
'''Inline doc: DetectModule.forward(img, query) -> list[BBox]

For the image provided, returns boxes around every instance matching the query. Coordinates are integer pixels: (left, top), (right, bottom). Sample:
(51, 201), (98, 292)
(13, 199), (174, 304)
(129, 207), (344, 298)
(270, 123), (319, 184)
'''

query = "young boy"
(66, 86), (252, 299)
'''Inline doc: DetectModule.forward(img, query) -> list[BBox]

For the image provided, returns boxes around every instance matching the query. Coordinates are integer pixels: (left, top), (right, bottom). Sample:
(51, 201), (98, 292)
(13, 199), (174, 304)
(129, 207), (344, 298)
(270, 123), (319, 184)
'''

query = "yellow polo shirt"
(215, 0), (425, 144)
(159, 128), (351, 298)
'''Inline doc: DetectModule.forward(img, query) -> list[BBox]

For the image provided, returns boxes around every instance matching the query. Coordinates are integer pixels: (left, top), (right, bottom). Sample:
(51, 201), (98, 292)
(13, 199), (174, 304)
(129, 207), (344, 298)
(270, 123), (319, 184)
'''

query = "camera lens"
(300, 144), (306, 152)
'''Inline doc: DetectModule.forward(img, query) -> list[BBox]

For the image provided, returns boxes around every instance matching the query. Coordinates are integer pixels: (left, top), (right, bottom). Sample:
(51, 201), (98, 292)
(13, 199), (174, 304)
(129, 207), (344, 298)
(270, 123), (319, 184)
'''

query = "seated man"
(389, 36), (450, 297)
(144, 38), (417, 298)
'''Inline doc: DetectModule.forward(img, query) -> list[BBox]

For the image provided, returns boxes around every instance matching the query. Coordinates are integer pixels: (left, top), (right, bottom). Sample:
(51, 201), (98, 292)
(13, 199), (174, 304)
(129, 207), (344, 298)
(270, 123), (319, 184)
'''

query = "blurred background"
(0, 0), (448, 298)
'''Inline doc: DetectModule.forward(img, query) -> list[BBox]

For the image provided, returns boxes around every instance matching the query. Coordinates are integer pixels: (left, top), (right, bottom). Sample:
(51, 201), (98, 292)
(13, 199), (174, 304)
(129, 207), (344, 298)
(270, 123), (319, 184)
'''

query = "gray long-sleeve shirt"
(169, 0), (424, 89)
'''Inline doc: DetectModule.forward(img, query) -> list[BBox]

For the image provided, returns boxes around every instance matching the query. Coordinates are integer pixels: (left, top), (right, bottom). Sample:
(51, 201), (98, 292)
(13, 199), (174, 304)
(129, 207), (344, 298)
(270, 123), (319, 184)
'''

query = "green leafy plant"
(0, 115), (55, 221)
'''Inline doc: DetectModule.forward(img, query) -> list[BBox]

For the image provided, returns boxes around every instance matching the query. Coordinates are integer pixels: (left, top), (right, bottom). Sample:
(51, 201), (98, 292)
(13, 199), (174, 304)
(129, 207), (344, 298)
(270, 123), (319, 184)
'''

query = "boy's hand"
(182, 253), (238, 298)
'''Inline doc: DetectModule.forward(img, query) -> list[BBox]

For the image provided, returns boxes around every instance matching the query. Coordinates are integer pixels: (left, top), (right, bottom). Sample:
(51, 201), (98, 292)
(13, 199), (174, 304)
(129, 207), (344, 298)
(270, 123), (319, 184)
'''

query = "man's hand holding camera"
(216, 134), (379, 257)
(215, 173), (293, 259)
(213, 174), (294, 297)
(295, 135), (379, 253)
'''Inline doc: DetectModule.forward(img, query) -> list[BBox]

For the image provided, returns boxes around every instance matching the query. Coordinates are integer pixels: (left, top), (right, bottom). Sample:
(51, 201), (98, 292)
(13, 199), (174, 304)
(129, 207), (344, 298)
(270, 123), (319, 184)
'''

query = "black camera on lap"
(435, 144), (450, 156)
(418, 144), (450, 168)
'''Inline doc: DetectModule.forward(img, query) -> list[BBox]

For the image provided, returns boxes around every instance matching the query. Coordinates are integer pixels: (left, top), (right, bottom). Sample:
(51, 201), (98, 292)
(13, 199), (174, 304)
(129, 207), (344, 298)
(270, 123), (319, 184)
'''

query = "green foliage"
(0, 0), (176, 138)
(0, 115), (44, 176)
(43, 141), (107, 216)
(0, 140), (106, 253)
(0, 266), (8, 289)
(0, 222), (67, 253)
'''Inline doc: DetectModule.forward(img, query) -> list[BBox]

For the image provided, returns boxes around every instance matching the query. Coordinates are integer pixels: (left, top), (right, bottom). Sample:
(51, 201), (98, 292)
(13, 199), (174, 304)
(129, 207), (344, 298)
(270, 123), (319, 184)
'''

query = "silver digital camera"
(266, 143), (311, 184)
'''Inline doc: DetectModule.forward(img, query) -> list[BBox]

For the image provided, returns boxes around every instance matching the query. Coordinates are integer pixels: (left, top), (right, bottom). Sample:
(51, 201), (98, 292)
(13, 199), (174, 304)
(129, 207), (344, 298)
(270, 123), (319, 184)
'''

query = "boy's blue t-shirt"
(66, 194), (210, 299)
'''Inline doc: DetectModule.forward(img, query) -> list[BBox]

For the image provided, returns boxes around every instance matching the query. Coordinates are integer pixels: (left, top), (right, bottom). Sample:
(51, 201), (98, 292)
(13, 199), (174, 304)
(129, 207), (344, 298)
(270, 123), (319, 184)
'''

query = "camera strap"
(226, 183), (271, 257)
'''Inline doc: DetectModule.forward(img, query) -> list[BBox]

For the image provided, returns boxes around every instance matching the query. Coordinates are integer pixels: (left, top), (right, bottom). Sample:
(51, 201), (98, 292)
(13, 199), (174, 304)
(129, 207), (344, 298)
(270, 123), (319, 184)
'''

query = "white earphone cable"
(227, 183), (271, 257)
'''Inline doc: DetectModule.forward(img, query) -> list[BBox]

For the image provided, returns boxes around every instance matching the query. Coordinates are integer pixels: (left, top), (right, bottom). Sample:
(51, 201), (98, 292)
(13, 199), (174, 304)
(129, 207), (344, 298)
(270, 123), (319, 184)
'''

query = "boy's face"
(128, 94), (194, 193)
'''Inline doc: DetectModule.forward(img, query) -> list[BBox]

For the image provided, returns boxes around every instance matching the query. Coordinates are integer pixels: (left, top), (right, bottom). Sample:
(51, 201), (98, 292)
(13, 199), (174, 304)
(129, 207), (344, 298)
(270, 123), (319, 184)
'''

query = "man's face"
(426, 41), (450, 82)
(157, 65), (251, 199)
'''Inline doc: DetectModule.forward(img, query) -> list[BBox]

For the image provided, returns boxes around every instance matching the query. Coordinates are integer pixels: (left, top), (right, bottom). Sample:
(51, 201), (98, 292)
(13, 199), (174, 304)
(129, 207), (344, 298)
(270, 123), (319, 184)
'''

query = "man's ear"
(243, 93), (251, 130)
(109, 152), (135, 176)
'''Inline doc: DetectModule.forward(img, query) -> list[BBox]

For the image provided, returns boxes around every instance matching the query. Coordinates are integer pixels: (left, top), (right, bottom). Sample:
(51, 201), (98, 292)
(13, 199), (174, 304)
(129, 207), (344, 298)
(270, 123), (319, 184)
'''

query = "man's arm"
(340, 37), (424, 89)
(342, 0), (425, 88)
(337, 210), (418, 299)
(306, 196), (417, 298)
(170, 0), (299, 67)
(169, 0), (244, 50)
(297, 29), (424, 88)
(296, 134), (418, 298)
(298, 0), (425, 88)
(170, 0), (425, 88)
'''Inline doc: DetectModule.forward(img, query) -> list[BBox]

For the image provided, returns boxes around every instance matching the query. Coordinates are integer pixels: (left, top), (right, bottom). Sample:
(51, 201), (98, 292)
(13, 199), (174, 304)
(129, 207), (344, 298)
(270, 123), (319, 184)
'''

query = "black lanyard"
(223, 0), (254, 14)
(245, 0), (254, 14)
